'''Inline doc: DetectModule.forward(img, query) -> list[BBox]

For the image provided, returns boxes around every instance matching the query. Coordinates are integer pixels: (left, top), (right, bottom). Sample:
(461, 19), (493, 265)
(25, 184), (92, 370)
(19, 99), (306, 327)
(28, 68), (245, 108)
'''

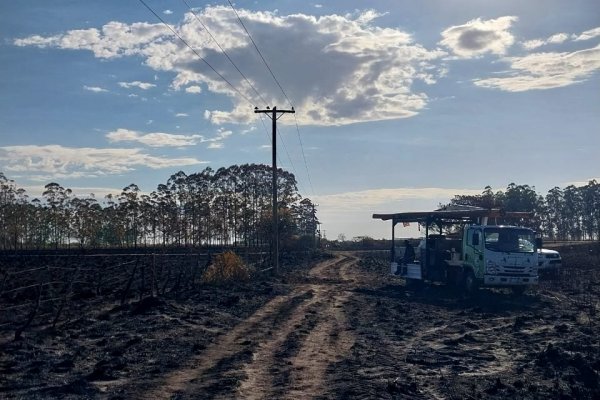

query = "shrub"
(201, 251), (250, 284)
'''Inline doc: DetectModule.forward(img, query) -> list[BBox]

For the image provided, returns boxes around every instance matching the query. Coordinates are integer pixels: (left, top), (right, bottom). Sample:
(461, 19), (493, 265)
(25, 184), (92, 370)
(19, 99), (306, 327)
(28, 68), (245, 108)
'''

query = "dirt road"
(137, 254), (359, 399)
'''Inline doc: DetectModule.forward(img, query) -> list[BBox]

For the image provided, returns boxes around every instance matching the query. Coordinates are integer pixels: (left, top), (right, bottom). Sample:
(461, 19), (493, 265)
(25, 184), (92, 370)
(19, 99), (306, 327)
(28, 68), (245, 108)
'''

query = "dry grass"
(201, 251), (250, 284)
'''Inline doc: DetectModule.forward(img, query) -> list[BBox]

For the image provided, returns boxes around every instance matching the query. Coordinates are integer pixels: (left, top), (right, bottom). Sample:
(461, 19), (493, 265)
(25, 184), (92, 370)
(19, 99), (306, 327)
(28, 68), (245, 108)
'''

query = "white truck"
(373, 207), (541, 294)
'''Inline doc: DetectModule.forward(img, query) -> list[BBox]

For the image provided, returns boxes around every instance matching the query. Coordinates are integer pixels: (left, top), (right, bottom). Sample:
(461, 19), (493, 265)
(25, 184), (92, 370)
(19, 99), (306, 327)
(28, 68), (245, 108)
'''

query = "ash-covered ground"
(1, 244), (599, 399)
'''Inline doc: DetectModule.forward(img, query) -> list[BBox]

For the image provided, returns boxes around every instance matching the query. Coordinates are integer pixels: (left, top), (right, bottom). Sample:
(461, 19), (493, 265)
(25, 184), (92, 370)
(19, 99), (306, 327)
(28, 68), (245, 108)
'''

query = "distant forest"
(442, 181), (600, 241)
(0, 164), (319, 251)
(2, 169), (599, 251)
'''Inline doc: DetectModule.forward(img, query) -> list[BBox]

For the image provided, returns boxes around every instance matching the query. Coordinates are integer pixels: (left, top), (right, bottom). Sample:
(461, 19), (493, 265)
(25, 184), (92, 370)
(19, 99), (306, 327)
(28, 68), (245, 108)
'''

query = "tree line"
(443, 181), (600, 241)
(0, 164), (319, 251)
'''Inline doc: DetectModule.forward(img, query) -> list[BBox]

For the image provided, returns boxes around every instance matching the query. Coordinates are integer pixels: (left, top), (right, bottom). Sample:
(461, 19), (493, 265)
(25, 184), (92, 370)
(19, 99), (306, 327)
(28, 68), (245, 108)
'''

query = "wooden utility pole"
(254, 106), (295, 274)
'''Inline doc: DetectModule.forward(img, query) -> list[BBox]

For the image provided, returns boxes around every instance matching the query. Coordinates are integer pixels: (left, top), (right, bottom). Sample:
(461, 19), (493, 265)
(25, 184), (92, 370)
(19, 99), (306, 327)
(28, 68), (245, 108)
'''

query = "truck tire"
(462, 269), (477, 296)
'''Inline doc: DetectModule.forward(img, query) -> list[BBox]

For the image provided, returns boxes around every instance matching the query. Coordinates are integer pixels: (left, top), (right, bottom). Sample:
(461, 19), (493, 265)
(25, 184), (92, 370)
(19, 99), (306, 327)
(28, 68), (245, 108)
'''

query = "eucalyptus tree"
(581, 180), (600, 240)
(42, 183), (73, 249)
(563, 185), (583, 240)
(73, 195), (103, 247)
(187, 167), (214, 246)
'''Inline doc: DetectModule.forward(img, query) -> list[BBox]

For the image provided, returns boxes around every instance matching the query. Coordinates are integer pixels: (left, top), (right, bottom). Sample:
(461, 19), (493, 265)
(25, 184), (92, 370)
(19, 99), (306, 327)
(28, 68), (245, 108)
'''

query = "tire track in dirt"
(136, 254), (357, 399)
(237, 254), (357, 399)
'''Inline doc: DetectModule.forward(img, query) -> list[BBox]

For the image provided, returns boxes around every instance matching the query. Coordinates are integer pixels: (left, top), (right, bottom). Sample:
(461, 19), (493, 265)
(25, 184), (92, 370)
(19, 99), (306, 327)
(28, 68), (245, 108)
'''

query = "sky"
(1, 0), (599, 240)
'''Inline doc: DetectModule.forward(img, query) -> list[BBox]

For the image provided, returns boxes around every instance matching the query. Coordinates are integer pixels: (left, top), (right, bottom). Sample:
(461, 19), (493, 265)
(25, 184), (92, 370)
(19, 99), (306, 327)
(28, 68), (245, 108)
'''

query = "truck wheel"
(511, 286), (527, 296)
(462, 270), (477, 296)
(406, 278), (424, 291)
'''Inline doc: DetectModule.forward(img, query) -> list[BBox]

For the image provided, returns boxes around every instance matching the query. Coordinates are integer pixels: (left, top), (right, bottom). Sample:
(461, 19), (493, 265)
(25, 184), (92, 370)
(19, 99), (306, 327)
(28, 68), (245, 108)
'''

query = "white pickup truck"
(538, 248), (562, 272)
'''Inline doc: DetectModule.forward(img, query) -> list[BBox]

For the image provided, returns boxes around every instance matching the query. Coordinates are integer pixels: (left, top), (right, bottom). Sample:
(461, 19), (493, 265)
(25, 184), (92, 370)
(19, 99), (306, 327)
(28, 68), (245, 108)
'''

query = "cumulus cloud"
(473, 44), (600, 91)
(0, 145), (205, 179)
(14, 7), (446, 126)
(83, 85), (108, 93)
(163, 9), (173, 15)
(440, 16), (517, 58)
(106, 128), (201, 147)
(14, 21), (171, 58)
(118, 80), (156, 89)
(185, 85), (202, 94)
(175, 113), (189, 117)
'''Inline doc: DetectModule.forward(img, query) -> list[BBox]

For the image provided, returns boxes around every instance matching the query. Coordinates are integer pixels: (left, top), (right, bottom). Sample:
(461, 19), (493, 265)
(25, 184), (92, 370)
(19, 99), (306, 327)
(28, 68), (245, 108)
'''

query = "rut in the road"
(138, 254), (357, 400)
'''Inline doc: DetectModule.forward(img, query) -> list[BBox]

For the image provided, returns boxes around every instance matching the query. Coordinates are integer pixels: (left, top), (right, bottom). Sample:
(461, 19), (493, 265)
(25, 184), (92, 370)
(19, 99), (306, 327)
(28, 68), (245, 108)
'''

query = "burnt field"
(1, 244), (600, 399)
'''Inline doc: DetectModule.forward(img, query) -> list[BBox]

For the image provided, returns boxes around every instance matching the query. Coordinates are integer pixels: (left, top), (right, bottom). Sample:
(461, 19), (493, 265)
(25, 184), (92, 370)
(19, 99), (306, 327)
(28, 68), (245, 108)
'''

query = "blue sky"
(1, 0), (599, 240)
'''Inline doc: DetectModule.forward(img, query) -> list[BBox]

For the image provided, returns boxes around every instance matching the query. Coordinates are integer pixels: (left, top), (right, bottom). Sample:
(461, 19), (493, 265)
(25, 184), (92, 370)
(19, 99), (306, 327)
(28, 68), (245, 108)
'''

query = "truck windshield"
(484, 228), (535, 253)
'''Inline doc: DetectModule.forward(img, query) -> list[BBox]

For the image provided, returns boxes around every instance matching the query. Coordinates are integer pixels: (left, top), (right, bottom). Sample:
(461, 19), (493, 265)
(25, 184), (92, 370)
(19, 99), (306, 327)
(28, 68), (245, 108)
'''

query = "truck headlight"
(486, 260), (498, 274)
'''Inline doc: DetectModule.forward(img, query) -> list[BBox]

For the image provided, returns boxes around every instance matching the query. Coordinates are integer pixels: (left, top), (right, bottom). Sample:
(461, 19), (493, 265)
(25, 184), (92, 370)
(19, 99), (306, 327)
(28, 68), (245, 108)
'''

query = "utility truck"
(373, 206), (541, 294)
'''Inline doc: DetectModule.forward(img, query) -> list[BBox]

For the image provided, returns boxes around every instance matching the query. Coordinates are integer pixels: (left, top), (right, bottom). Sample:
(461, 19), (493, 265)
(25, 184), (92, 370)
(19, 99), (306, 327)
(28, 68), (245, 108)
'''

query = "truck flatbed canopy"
(372, 207), (532, 224)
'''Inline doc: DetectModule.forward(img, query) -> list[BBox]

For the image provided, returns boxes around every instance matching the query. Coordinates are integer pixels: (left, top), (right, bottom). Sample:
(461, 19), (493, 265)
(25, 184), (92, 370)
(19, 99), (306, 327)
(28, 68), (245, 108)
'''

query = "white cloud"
(207, 142), (223, 149)
(315, 187), (482, 212)
(14, 7), (446, 126)
(106, 128), (202, 147)
(14, 21), (171, 59)
(118, 80), (156, 90)
(163, 9), (173, 15)
(574, 27), (600, 41)
(106, 128), (233, 148)
(185, 85), (202, 94)
(0, 145), (205, 179)
(474, 44), (600, 91)
(314, 4), (323, 9)
(128, 93), (139, 98)
(241, 126), (257, 134)
(521, 39), (545, 51)
(83, 85), (108, 93)
(175, 113), (189, 117)
(548, 33), (570, 44)
(440, 16), (517, 58)
(521, 32), (571, 50)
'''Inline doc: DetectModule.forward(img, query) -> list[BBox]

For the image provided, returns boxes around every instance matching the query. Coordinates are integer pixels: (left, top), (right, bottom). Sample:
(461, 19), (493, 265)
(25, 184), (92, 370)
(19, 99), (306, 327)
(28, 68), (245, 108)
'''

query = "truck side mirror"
(535, 237), (543, 249)
(472, 233), (480, 246)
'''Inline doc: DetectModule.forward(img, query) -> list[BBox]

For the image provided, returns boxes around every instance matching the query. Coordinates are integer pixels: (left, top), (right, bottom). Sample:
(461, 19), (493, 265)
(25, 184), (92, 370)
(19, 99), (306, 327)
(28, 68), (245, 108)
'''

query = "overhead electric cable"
(275, 125), (307, 195)
(226, 0), (293, 107)
(260, 114), (303, 190)
(138, 0), (255, 106)
(293, 115), (315, 196)
(227, 0), (316, 198)
(181, 0), (268, 106)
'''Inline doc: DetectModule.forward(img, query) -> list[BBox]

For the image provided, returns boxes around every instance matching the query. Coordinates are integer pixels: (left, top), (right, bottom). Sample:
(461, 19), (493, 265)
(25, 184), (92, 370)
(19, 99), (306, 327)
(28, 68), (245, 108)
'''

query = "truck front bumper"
(484, 274), (538, 286)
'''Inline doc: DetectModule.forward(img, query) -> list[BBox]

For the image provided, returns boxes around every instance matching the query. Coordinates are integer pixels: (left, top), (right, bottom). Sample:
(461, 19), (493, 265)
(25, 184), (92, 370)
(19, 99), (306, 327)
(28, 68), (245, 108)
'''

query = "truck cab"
(463, 225), (538, 287)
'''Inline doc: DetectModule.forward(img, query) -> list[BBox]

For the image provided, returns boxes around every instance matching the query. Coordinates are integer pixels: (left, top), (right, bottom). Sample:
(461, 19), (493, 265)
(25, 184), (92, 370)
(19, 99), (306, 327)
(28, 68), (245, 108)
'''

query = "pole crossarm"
(253, 106), (295, 275)
(254, 107), (295, 118)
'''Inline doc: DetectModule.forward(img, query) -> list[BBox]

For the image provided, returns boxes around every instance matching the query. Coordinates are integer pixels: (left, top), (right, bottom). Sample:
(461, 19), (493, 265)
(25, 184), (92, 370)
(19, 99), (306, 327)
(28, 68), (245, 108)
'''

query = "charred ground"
(1, 244), (599, 399)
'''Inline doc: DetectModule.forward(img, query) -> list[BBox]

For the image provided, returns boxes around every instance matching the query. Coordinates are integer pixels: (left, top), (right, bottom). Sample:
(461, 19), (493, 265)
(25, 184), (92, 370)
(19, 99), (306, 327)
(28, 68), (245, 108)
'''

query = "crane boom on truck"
(372, 206), (541, 294)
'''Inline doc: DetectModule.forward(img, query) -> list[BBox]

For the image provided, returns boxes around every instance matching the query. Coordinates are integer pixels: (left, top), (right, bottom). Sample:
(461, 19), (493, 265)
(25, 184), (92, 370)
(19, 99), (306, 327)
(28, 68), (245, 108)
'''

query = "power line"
(276, 124), (308, 196)
(293, 114), (315, 197)
(138, 0), (255, 106)
(226, 0), (293, 107)
(227, 0), (315, 198)
(181, 0), (268, 106)
(258, 116), (308, 196)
